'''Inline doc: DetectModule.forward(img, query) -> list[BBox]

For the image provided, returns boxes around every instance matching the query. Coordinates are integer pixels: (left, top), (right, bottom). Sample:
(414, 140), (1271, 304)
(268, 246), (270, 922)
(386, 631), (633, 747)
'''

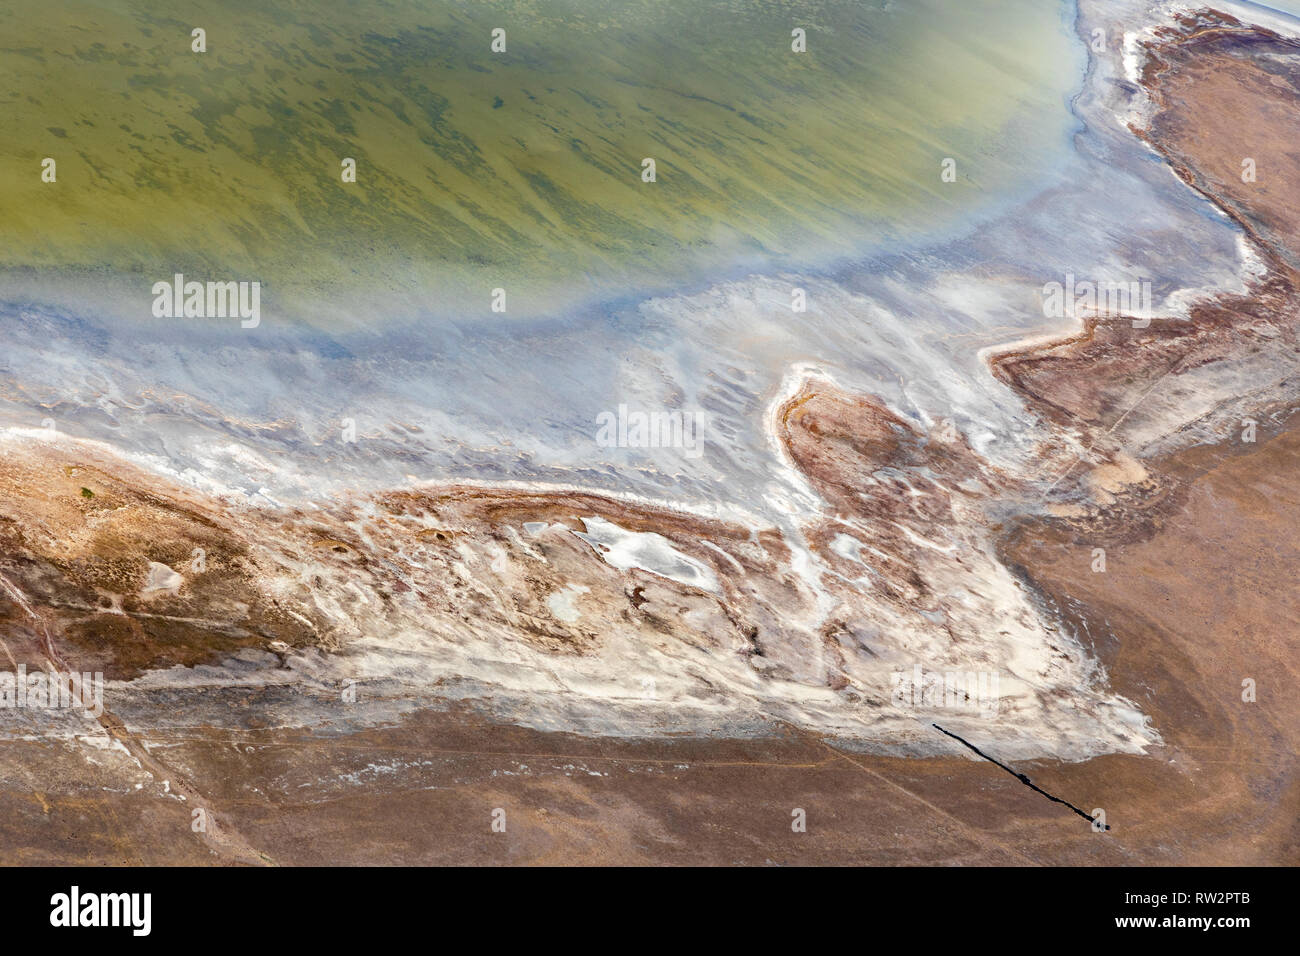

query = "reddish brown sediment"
(0, 376), (1055, 701)
(0, 444), (321, 681)
(31, 409), (1265, 867)
(990, 14), (1300, 457)
(0, 348), (1151, 802)
(0, 426), (808, 675)
(977, 9), (1300, 864)
(777, 381), (998, 512)
(1137, 12), (1300, 275)
(7, 416), (1299, 869)
(987, 278), (1299, 436)
(993, 416), (1300, 865)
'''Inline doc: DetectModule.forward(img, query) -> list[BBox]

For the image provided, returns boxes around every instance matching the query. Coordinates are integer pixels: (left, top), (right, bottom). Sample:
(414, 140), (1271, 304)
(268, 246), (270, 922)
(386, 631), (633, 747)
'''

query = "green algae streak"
(0, 0), (1079, 323)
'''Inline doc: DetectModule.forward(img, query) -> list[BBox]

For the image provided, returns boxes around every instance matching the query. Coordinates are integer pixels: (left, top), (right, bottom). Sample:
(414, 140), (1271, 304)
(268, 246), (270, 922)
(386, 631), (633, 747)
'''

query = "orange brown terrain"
(1, 6), (1298, 866)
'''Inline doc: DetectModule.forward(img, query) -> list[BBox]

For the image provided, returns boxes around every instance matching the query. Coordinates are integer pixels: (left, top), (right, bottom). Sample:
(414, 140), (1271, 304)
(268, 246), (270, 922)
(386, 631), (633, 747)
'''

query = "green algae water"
(0, 0), (1081, 323)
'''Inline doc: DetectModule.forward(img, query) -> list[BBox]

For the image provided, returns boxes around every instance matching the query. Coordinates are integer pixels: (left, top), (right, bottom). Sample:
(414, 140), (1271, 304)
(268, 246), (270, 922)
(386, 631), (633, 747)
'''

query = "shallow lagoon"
(2, 0), (1082, 322)
(0, 0), (1258, 511)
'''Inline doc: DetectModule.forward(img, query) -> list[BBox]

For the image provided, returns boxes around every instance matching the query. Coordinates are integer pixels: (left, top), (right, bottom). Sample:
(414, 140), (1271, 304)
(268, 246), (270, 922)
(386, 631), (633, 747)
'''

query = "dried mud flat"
(3, 421), (1294, 866)
(2, 7), (1299, 864)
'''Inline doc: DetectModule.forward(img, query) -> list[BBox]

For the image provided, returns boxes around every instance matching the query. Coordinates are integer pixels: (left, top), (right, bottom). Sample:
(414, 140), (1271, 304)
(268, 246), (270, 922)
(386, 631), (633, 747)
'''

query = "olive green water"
(0, 0), (1080, 323)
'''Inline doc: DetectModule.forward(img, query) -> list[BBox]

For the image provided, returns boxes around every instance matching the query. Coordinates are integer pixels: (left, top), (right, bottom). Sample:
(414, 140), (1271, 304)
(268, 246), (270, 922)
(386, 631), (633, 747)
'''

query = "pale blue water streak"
(0, 0), (1255, 514)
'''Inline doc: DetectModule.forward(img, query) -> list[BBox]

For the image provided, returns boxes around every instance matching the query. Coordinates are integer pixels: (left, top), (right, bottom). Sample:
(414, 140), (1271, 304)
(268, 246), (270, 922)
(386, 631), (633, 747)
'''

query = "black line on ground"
(932, 723), (1109, 830)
